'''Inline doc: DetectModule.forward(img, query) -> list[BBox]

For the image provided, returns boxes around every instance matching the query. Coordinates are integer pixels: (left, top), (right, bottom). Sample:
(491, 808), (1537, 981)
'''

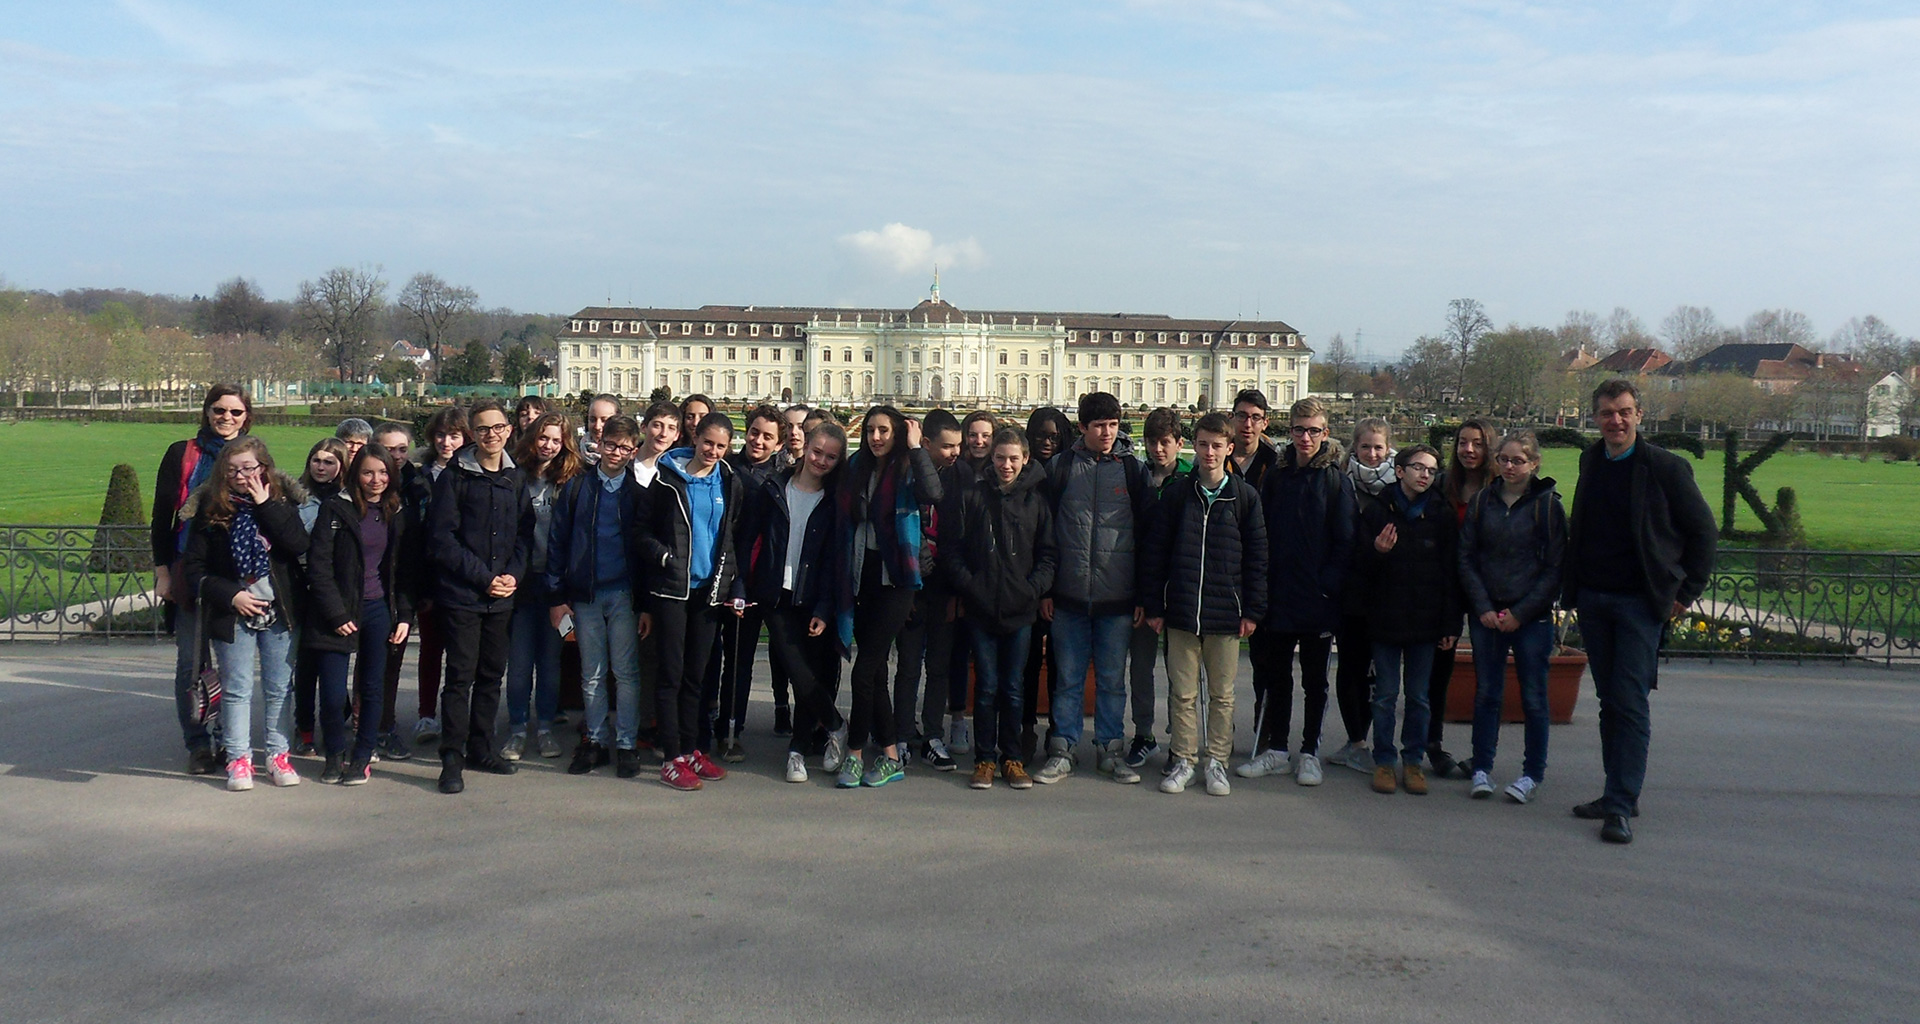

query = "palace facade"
(555, 287), (1309, 411)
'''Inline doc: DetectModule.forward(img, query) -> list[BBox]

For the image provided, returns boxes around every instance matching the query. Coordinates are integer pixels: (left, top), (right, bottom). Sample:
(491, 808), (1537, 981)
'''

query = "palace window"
(569, 320), (582, 332)
(1019, 351), (1029, 366)
(998, 352), (1009, 365)
(704, 323), (714, 336)
(612, 321), (623, 334)
(750, 348), (760, 361)
(863, 348), (874, 363)
(728, 324), (738, 336)
(682, 323), (692, 335)
(724, 372), (736, 393)
(726, 347), (737, 360)
(588, 321), (599, 333)
(679, 346), (691, 359)
(1156, 355), (1166, 368)
(1067, 353), (1077, 367)
(704, 347), (715, 360)
(1133, 354), (1143, 368)
(773, 325), (784, 337)
(751, 324), (760, 337)
(1110, 354), (1121, 368)
(822, 349), (832, 362)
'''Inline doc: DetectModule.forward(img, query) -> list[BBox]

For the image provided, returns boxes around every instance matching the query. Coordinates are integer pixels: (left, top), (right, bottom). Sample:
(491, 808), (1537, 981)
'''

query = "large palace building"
(555, 284), (1309, 411)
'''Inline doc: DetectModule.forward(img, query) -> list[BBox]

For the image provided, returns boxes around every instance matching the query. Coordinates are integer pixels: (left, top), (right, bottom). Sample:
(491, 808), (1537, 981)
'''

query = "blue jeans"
(575, 591), (642, 749)
(1370, 642), (1435, 767)
(971, 625), (1031, 765)
(1048, 608), (1130, 748)
(215, 617), (295, 763)
(1469, 617), (1553, 780)
(1577, 589), (1663, 816)
(507, 601), (562, 732)
(317, 598), (389, 762)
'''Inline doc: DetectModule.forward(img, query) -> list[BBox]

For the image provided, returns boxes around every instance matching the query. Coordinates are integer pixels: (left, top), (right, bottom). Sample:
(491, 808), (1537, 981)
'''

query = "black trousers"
(849, 560), (913, 751)
(438, 605), (511, 759)
(890, 590), (933, 742)
(763, 601), (845, 754)
(1250, 629), (1335, 756)
(653, 587), (719, 761)
(1427, 641), (1459, 752)
(1332, 613), (1374, 744)
(1020, 620), (1057, 729)
(293, 644), (322, 736)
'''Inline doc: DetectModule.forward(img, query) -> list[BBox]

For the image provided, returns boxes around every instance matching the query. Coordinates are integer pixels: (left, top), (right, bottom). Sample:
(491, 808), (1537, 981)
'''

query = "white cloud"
(840, 223), (986, 275)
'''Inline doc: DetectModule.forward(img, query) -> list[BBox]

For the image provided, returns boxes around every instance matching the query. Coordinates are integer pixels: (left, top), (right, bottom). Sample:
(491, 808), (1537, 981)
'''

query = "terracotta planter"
(1444, 648), (1586, 725)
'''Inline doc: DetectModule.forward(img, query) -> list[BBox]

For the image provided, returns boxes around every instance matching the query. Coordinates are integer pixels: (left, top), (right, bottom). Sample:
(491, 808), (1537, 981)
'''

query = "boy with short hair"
(891, 408), (966, 770)
(1141, 413), (1268, 796)
(1124, 407), (1191, 770)
(547, 415), (649, 778)
(946, 427), (1056, 789)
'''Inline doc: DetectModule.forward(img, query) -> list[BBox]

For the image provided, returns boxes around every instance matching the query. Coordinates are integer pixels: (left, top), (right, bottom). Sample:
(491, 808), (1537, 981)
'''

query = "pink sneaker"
(226, 757), (255, 792)
(266, 751), (301, 787)
(660, 756), (703, 792)
(687, 748), (727, 782)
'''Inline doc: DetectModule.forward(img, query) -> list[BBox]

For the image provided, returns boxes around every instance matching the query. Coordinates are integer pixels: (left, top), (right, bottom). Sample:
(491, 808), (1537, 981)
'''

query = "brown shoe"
(1372, 764), (1397, 794)
(1003, 759), (1033, 790)
(1402, 763), (1428, 796)
(969, 761), (995, 790)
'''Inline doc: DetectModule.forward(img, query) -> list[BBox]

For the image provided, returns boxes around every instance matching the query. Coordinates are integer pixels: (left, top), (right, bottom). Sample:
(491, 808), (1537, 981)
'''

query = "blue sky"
(3, 1), (1916, 359)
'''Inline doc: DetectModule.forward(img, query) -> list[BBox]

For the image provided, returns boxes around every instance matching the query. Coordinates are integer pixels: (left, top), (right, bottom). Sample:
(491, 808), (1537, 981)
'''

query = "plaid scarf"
(833, 451), (926, 655)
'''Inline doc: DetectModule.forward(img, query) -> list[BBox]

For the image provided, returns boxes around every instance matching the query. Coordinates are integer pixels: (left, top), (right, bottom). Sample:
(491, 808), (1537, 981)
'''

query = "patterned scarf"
(833, 451), (926, 656)
(174, 427), (234, 555)
(228, 496), (272, 583)
(1348, 453), (1396, 496)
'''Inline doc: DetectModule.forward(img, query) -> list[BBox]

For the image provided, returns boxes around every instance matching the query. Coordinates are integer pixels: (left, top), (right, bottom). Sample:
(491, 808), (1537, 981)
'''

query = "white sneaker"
(1032, 753), (1074, 785)
(265, 751), (301, 787)
(1100, 738), (1141, 784)
(1504, 775), (1539, 804)
(1203, 757), (1232, 796)
(1295, 752), (1323, 786)
(947, 718), (971, 755)
(1160, 756), (1195, 794)
(822, 724), (849, 773)
(1471, 770), (1495, 799)
(412, 717), (440, 744)
(1234, 748), (1291, 778)
(1342, 742), (1377, 774)
(225, 757), (254, 792)
(784, 751), (809, 783)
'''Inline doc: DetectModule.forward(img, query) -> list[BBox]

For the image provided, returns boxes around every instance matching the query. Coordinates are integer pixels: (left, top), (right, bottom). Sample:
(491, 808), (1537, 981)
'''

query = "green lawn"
(0, 420), (1915, 551)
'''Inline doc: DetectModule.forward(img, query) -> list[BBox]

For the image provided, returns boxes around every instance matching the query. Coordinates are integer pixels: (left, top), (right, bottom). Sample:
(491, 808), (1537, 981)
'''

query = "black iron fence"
(6, 526), (1919, 664)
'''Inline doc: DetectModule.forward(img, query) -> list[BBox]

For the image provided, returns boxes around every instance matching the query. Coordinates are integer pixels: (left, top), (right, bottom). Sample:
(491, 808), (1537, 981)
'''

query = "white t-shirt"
(632, 456), (661, 488)
(783, 480), (826, 594)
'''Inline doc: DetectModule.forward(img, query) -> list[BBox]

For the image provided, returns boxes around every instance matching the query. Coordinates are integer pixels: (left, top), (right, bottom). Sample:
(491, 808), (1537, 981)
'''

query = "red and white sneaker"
(687, 748), (728, 782)
(660, 756), (703, 792)
(266, 751), (301, 787)
(226, 757), (255, 792)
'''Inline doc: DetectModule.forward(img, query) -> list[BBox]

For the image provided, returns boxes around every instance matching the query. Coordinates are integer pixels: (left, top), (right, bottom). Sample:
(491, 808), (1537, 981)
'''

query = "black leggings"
(763, 602), (845, 754)
(652, 587), (719, 761)
(1427, 640), (1459, 752)
(849, 560), (912, 752)
(1333, 614), (1373, 744)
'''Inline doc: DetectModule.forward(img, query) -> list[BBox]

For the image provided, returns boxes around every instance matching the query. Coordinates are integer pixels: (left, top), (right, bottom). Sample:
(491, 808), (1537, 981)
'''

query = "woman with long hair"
(151, 384), (252, 775)
(1425, 417), (1495, 778)
(831, 405), (943, 788)
(180, 438), (311, 791)
(504, 412), (583, 760)
(305, 446), (414, 785)
(292, 437), (350, 756)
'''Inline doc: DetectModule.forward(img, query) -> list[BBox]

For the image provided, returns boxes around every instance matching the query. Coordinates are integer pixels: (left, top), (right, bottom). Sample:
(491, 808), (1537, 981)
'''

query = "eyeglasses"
(209, 407), (247, 418)
(1402, 463), (1438, 476)
(1495, 455), (1534, 468)
(1231, 411), (1267, 423)
(473, 423), (513, 437)
(226, 464), (260, 477)
(1290, 425), (1327, 438)
(601, 443), (638, 456)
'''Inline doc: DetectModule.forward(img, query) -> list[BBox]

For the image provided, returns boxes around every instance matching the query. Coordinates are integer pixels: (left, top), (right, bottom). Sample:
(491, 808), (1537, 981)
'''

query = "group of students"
(153, 376), (1716, 843)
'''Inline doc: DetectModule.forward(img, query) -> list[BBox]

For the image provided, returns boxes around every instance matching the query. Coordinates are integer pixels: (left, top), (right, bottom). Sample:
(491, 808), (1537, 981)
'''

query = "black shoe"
(320, 754), (345, 785)
(187, 746), (219, 776)
(773, 705), (793, 737)
(616, 747), (642, 779)
(1428, 747), (1458, 779)
(342, 756), (373, 786)
(1573, 799), (1639, 820)
(294, 734), (318, 757)
(569, 741), (601, 775)
(1601, 814), (1634, 844)
(438, 753), (465, 794)
(466, 753), (517, 775)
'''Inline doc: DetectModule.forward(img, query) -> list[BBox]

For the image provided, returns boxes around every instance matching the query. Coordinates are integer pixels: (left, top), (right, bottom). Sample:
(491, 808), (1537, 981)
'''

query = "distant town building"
(555, 283), (1309, 410)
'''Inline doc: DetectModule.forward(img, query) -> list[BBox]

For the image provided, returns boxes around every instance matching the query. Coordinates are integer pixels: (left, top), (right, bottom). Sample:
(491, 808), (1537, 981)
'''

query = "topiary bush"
(88, 463), (151, 573)
(1647, 431), (1706, 458)
(1535, 426), (1590, 449)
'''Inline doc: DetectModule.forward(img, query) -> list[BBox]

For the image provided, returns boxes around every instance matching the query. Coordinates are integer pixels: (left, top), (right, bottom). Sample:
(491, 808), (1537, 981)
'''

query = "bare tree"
(1444, 298), (1492, 396)
(205, 277), (282, 338)
(295, 265), (387, 384)
(1467, 326), (1558, 419)
(1830, 315), (1916, 374)
(1602, 306), (1655, 349)
(1312, 331), (1361, 395)
(1743, 309), (1818, 349)
(397, 272), (479, 382)
(1397, 335), (1456, 405)
(1660, 305), (1729, 361)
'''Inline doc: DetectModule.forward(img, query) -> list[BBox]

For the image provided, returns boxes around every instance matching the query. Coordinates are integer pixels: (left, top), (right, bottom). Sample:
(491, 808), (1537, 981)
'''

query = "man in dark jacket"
(1140, 413), (1268, 796)
(945, 428), (1057, 788)
(1035, 392), (1153, 785)
(1563, 379), (1717, 844)
(1239, 397), (1356, 788)
(1225, 388), (1281, 488)
(427, 400), (535, 795)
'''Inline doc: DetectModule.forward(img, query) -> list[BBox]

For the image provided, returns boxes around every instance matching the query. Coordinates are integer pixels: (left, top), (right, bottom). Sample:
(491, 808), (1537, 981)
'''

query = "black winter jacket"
(1227, 436), (1281, 489)
(1139, 472), (1270, 636)
(426, 446), (534, 613)
(943, 466), (1057, 634)
(736, 466), (840, 619)
(1562, 441), (1718, 617)
(1354, 483), (1461, 645)
(542, 469), (648, 607)
(1261, 441), (1356, 634)
(397, 453), (438, 608)
(1458, 476), (1567, 625)
(638, 452), (742, 605)
(303, 494), (414, 653)
(923, 457), (977, 596)
(179, 475), (312, 645)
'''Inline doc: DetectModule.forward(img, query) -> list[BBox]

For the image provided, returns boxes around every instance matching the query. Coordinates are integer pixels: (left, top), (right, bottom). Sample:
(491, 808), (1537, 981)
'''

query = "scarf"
(174, 427), (234, 554)
(228, 496), (273, 584)
(1348, 453), (1396, 496)
(833, 451), (925, 655)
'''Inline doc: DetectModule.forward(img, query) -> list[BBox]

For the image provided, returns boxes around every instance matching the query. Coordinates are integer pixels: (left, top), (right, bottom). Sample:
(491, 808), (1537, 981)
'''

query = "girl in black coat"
(180, 437), (310, 792)
(304, 447), (415, 785)
(1354, 444), (1459, 797)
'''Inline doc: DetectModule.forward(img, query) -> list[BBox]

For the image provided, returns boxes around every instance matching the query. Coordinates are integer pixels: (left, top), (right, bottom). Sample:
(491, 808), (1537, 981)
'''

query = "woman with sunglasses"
(151, 384), (253, 776)
(180, 438), (311, 791)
